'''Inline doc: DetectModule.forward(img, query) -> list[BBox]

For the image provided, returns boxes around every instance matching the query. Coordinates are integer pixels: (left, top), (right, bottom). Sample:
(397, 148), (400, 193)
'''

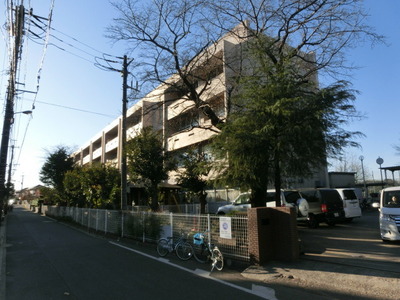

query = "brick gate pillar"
(248, 207), (299, 264)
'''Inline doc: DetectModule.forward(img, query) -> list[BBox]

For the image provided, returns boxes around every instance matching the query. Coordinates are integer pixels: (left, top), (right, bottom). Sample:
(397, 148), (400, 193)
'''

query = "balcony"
(105, 136), (119, 152)
(166, 127), (217, 151)
(82, 155), (91, 165)
(127, 123), (142, 140)
(92, 148), (102, 160)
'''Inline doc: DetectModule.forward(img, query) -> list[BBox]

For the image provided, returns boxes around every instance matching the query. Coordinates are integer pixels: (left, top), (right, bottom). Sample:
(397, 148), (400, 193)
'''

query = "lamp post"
(359, 156), (367, 200)
(376, 157), (384, 189)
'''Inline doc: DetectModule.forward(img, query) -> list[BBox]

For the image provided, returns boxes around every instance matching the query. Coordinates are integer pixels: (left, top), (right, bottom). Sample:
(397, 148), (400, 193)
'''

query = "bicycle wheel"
(192, 243), (209, 263)
(175, 242), (193, 261)
(211, 247), (224, 271)
(156, 238), (170, 257)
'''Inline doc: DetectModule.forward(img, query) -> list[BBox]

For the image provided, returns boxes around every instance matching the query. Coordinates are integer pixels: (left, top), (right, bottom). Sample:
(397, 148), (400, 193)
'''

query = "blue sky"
(341, 0), (400, 180)
(0, 0), (399, 189)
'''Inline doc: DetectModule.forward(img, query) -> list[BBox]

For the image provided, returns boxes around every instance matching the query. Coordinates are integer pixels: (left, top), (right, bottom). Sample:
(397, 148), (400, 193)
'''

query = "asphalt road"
(298, 208), (400, 271)
(5, 207), (272, 300)
(3, 206), (400, 300)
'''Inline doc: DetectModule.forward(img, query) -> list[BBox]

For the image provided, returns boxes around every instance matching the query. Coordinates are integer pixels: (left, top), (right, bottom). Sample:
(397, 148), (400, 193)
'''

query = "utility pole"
(121, 55), (128, 211)
(121, 55), (133, 211)
(6, 145), (15, 196)
(0, 5), (25, 218)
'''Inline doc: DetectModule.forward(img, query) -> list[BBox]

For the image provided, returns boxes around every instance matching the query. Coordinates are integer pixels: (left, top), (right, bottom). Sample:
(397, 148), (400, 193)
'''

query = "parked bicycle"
(192, 231), (224, 272)
(156, 231), (193, 260)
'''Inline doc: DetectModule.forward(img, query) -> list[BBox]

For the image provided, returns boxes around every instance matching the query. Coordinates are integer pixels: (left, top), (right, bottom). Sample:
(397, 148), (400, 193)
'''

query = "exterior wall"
(71, 22), (328, 192)
(328, 172), (356, 188)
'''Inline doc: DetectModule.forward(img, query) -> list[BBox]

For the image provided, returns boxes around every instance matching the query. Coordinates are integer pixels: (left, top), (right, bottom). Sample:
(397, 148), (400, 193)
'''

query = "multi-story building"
(72, 23), (329, 205)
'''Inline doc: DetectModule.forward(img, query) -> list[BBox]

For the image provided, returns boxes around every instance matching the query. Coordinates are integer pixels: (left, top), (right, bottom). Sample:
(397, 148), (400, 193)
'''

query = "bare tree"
(107, 0), (228, 127)
(107, 0), (382, 125)
(208, 0), (384, 81)
(107, 0), (382, 205)
(331, 152), (370, 182)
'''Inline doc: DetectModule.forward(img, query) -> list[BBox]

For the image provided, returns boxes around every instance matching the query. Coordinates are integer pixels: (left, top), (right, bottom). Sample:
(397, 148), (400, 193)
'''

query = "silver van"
(376, 186), (400, 241)
(335, 188), (362, 221)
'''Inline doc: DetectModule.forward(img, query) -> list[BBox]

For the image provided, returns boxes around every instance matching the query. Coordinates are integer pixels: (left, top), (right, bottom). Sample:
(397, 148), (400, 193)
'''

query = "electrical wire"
(7, 0), (126, 184)
(29, 0), (54, 111)
(25, 13), (122, 72)
(24, 98), (117, 118)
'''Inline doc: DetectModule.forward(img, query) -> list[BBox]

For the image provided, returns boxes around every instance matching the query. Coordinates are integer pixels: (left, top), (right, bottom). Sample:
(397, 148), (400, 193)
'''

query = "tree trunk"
(274, 151), (282, 207)
(251, 188), (267, 208)
(149, 185), (159, 212)
(199, 191), (207, 214)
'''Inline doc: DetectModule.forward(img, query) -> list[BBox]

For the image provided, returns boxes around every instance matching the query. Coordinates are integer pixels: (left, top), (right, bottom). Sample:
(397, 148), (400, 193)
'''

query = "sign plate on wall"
(219, 217), (232, 239)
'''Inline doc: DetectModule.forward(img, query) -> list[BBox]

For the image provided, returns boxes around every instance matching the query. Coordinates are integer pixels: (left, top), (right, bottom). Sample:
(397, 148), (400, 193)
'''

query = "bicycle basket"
(193, 233), (204, 245)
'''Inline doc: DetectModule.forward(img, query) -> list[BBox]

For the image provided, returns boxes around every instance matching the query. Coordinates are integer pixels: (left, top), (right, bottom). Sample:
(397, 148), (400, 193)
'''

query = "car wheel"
(308, 215), (319, 228)
(326, 220), (336, 226)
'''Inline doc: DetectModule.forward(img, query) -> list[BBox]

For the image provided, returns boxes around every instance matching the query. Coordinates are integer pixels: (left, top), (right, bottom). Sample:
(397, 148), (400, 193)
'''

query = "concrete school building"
(71, 23), (329, 204)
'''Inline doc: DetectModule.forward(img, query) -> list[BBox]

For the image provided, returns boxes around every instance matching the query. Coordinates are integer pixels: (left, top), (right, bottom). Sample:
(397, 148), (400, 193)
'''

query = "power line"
(22, 98), (118, 118)
(25, 8), (121, 71)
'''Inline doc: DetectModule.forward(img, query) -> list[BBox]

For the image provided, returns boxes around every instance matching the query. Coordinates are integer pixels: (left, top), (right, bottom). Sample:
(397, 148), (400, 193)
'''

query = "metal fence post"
(169, 212), (173, 237)
(207, 214), (211, 242)
(95, 209), (98, 231)
(142, 212), (145, 243)
(121, 212), (124, 238)
(105, 210), (108, 234)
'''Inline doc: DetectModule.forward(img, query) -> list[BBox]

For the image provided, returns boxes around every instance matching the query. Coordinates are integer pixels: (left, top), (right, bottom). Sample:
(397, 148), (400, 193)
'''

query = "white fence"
(45, 206), (250, 262)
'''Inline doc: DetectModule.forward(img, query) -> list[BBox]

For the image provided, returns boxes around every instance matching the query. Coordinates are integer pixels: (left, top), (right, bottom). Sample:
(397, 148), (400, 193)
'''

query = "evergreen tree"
(126, 127), (175, 211)
(212, 47), (362, 207)
(176, 148), (211, 213)
(40, 146), (74, 196)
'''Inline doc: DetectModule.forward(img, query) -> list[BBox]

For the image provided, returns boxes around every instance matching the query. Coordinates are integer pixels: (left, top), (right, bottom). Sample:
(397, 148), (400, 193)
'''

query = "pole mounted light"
(376, 157), (384, 189)
(359, 156), (367, 200)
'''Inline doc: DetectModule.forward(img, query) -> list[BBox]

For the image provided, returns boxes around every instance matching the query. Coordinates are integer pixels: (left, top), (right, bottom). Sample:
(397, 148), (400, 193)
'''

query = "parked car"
(216, 193), (251, 214)
(266, 189), (309, 220)
(369, 192), (380, 208)
(216, 190), (309, 220)
(375, 186), (400, 242)
(300, 188), (346, 228)
(335, 188), (362, 221)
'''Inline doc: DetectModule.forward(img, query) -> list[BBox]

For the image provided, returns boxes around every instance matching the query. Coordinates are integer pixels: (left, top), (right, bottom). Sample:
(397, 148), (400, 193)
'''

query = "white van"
(377, 186), (400, 241)
(335, 188), (362, 221)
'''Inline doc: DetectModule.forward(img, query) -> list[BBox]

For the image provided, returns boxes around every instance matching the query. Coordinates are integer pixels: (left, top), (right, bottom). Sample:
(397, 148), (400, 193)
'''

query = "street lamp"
(15, 110), (32, 114)
(359, 156), (368, 200)
(10, 110), (33, 124)
(376, 157), (384, 189)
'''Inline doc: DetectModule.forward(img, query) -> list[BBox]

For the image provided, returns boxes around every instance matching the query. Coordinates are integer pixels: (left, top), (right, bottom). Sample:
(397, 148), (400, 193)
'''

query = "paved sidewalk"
(242, 253), (400, 299)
